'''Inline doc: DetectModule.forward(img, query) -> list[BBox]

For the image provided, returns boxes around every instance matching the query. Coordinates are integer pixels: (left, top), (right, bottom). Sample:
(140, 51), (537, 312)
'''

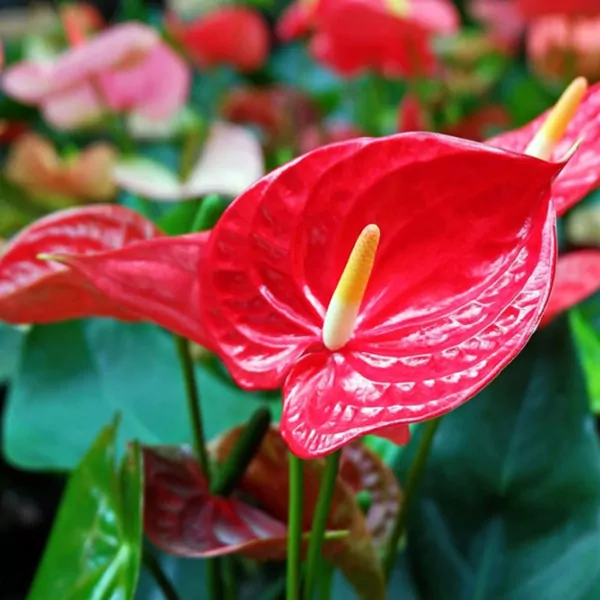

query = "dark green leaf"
(400, 316), (600, 599)
(28, 418), (143, 600)
(4, 319), (279, 471)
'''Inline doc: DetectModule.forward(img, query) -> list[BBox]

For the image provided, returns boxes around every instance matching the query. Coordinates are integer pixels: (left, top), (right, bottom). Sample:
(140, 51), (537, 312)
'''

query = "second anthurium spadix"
(39, 132), (564, 458)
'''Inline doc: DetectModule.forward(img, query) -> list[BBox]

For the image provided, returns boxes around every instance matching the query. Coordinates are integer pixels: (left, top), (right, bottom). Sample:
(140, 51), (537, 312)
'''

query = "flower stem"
(174, 335), (212, 484)
(143, 549), (181, 600)
(210, 407), (271, 497)
(287, 453), (304, 600)
(303, 450), (341, 600)
(383, 417), (442, 580)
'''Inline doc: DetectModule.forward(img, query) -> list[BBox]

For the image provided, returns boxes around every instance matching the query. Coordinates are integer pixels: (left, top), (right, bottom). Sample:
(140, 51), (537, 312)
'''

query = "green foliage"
(0, 323), (24, 383)
(3, 319), (278, 471)
(399, 316), (600, 599)
(28, 418), (143, 600)
(571, 293), (600, 413)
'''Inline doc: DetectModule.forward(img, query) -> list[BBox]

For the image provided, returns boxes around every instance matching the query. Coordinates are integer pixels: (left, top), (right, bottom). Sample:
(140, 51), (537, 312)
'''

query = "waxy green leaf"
(3, 319), (278, 470)
(399, 316), (600, 599)
(28, 418), (143, 600)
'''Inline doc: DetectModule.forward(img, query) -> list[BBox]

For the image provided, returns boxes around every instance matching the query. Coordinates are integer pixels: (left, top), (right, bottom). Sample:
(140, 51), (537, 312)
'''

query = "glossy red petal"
(202, 133), (562, 401)
(540, 250), (600, 327)
(142, 445), (289, 560)
(487, 82), (600, 216)
(0, 206), (161, 325)
(282, 203), (557, 457)
(55, 234), (213, 349)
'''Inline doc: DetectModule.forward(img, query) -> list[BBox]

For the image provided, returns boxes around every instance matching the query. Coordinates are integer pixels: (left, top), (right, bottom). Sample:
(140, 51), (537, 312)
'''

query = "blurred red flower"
(518, 0), (600, 19)
(278, 0), (459, 77)
(298, 121), (365, 153)
(221, 85), (321, 149)
(167, 6), (269, 72)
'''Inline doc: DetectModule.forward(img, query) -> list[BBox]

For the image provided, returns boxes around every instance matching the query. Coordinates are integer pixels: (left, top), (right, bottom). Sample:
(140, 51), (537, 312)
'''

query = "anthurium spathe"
(277, 0), (459, 77)
(2, 23), (189, 130)
(0, 205), (161, 324)
(540, 250), (600, 326)
(41, 133), (563, 457)
(488, 77), (600, 215)
(198, 132), (562, 457)
(5, 132), (116, 204)
(113, 122), (264, 201)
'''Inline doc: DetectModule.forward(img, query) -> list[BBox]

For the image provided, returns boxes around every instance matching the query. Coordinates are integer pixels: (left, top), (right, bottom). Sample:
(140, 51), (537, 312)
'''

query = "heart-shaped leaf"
(399, 316), (600, 599)
(28, 417), (143, 600)
(3, 319), (277, 470)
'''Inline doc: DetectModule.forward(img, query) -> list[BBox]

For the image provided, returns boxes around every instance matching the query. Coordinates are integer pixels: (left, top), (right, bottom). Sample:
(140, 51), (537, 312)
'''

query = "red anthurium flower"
(3, 23), (189, 130)
(518, 0), (600, 19)
(166, 6), (269, 73)
(472, 0), (525, 54)
(528, 15), (600, 83)
(144, 426), (390, 597)
(41, 134), (562, 457)
(113, 122), (264, 201)
(277, 0), (459, 77)
(197, 132), (562, 457)
(0, 205), (161, 325)
(540, 250), (600, 326)
(488, 77), (600, 216)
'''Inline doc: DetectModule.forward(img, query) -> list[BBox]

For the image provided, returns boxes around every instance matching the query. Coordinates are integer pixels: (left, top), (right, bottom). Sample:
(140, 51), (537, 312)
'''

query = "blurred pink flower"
(3, 22), (190, 130)
(528, 14), (600, 82)
(471, 0), (525, 53)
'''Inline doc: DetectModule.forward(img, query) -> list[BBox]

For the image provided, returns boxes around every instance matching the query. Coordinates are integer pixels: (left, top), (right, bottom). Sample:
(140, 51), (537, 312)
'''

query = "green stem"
(287, 453), (304, 600)
(303, 451), (341, 600)
(211, 407), (272, 497)
(174, 335), (211, 484)
(383, 417), (442, 580)
(143, 549), (181, 600)
(207, 557), (225, 600)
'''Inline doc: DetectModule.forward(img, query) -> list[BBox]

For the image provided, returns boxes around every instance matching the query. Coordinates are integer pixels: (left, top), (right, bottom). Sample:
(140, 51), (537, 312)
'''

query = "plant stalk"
(143, 549), (181, 600)
(286, 453), (305, 600)
(174, 335), (212, 484)
(303, 450), (341, 600)
(383, 417), (442, 580)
